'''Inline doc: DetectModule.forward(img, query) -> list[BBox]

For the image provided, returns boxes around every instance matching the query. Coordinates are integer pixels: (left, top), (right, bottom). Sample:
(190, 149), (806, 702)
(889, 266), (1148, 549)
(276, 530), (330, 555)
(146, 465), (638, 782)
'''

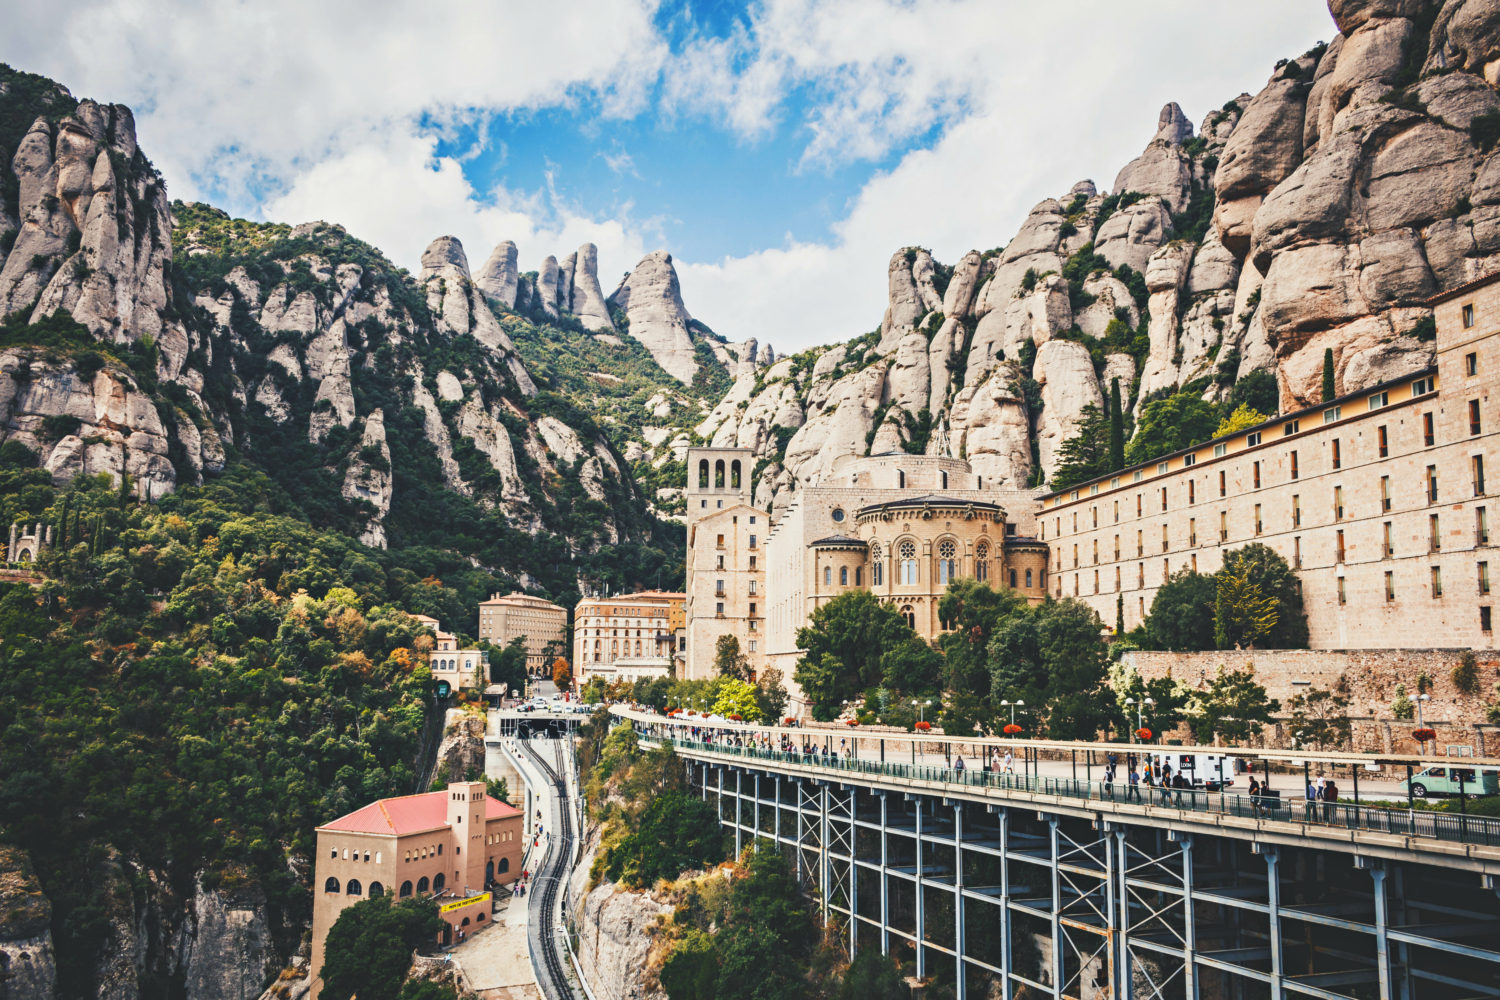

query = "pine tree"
(1108, 378), (1125, 471)
(1321, 349), (1336, 402)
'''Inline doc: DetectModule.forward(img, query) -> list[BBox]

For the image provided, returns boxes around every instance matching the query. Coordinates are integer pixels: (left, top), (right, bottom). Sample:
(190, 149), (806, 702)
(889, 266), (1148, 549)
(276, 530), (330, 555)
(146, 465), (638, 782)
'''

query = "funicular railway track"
(519, 736), (576, 1000)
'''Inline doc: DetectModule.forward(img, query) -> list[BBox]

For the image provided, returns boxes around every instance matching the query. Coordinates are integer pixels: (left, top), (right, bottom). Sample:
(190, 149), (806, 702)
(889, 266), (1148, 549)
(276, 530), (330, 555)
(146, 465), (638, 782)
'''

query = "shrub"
(1453, 651), (1480, 695)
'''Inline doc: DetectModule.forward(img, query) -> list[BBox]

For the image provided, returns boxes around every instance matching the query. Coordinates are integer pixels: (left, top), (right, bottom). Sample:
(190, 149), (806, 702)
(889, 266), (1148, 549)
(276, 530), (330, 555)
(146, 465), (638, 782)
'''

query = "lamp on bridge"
(1125, 696), (1155, 743)
(999, 699), (1025, 734)
(911, 699), (932, 725)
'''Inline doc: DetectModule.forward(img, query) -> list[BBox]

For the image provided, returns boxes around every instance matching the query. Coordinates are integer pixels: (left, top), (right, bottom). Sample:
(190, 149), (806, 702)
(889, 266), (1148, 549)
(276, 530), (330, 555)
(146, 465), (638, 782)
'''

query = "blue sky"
(7, 0), (1336, 351)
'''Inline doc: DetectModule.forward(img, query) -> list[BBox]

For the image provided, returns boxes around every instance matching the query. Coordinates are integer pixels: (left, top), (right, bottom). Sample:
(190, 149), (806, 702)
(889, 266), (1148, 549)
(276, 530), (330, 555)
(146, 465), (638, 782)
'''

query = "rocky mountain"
(663, 0), (1500, 509)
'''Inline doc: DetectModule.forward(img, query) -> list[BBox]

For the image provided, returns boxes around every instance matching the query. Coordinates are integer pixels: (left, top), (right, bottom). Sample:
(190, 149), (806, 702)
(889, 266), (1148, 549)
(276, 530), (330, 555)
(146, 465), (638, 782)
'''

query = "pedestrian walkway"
(449, 889), (540, 1000)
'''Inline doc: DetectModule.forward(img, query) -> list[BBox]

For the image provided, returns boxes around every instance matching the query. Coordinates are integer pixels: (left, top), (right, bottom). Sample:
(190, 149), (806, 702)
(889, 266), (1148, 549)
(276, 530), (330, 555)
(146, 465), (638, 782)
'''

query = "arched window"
(938, 540), (957, 585)
(499, 857), (510, 873)
(1009, 569), (1018, 588)
(461, 917), (471, 927)
(901, 605), (916, 629)
(611, 640), (618, 657)
(593, 639), (600, 659)
(434, 873), (446, 893)
(1026, 568), (1033, 588)
(635, 640), (642, 656)
(840, 566), (848, 586)
(715, 460), (725, 488)
(324, 877), (340, 893)
(346, 880), (362, 896)
(870, 544), (884, 587)
(898, 470), (906, 489)
(824, 566), (832, 586)
(418, 876), (430, 894)
(856, 567), (863, 586)
(369, 882), (384, 898)
(731, 460), (742, 488)
(400, 881), (413, 898)
(375, 852), (381, 864)
(698, 460), (709, 489)
(899, 541), (918, 585)
(975, 543), (989, 581)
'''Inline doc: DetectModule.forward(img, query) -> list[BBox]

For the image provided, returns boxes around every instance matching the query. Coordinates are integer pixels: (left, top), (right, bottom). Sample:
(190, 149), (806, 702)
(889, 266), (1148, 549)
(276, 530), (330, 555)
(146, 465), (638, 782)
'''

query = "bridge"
(613, 708), (1500, 1000)
(493, 707), (587, 740)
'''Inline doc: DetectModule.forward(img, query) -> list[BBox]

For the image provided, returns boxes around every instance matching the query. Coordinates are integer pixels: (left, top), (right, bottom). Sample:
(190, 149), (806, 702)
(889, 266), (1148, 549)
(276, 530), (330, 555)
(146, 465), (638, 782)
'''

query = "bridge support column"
(819, 784), (831, 928)
(1182, 835), (1199, 1000)
(1050, 820), (1062, 997)
(735, 769), (743, 857)
(954, 802), (966, 1000)
(752, 772), (761, 852)
(1114, 828), (1128, 1000)
(774, 775), (781, 850)
(847, 788), (858, 961)
(998, 808), (1013, 1000)
(878, 792), (890, 956)
(1264, 848), (1283, 996)
(1372, 865), (1392, 1000)
(916, 797), (927, 980)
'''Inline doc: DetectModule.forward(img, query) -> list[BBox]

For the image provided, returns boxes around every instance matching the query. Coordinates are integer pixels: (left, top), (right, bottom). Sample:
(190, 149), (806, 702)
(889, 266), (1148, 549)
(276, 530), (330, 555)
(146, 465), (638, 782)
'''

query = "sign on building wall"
(439, 892), (490, 914)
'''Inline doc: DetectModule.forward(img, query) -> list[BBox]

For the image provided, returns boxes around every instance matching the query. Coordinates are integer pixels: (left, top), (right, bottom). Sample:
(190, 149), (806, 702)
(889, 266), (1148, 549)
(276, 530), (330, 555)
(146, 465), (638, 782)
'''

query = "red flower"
(783, 717), (797, 726)
(1003, 723), (1022, 735)
(914, 721), (932, 732)
(1135, 727), (1153, 741)
(846, 719), (859, 726)
(1412, 727), (1437, 742)
(729, 714), (743, 721)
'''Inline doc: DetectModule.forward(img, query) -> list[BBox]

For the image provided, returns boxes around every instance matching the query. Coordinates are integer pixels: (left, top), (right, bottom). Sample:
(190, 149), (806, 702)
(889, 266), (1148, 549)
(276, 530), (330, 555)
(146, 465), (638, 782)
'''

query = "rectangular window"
(1335, 529), (1345, 563)
(1137, 530), (1144, 557)
(1114, 534), (1121, 560)
(1161, 524), (1169, 552)
(1385, 571), (1395, 602)
(1413, 377), (1434, 397)
(1368, 391), (1389, 411)
(1247, 431), (1262, 447)
(748, 640), (757, 652)
(1090, 484), (1099, 495)
(1432, 566), (1444, 598)
(1255, 503), (1263, 535)
(1114, 567), (1120, 592)
(1290, 450), (1299, 480)
(1189, 479), (1196, 504)
(1183, 454), (1196, 467)
(1472, 399), (1483, 436)
(1162, 558), (1169, 584)
(1157, 461), (1169, 474)
(1323, 406), (1342, 425)
(1424, 412), (1435, 447)
(1463, 303), (1475, 328)
(1476, 454), (1487, 496)
(749, 556), (757, 570)
(1074, 575), (1079, 596)
(1111, 477), (1120, 488)
(1093, 569), (1099, 594)
(749, 579), (757, 594)
(1213, 442), (1227, 457)
(1284, 419), (1300, 436)
(1468, 351), (1479, 376)
(1253, 462), (1261, 489)
(1137, 563), (1144, 588)
(1114, 500), (1120, 523)
(1161, 487), (1168, 512)
(1292, 495), (1301, 527)
(1332, 439), (1342, 470)
(1219, 470), (1227, 497)
(1220, 511), (1228, 542)
(1137, 495), (1143, 517)
(716, 534), (725, 548)
(1483, 606), (1493, 632)
(1378, 425), (1388, 458)
(1294, 536), (1302, 568)
(1479, 507), (1490, 545)
(1334, 485), (1344, 520)
(1338, 576), (1347, 605)
(1381, 475), (1392, 511)
(749, 602), (757, 615)
(749, 516), (756, 524)
(1073, 544), (1078, 568)
(1431, 513), (1442, 551)
(1073, 512), (1078, 532)
(749, 534), (757, 548)
(716, 602), (724, 615)
(1189, 518), (1197, 546)
(1092, 507), (1098, 528)
(1481, 562), (1491, 596)
(1428, 464), (1440, 502)
(1383, 521), (1394, 558)
(1133, 469), (1143, 483)
(1093, 539), (1099, 564)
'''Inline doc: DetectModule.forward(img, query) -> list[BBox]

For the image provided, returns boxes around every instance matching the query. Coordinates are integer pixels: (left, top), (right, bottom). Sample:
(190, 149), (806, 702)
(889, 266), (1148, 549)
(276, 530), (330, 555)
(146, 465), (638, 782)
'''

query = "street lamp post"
(911, 699), (932, 724)
(1125, 696), (1156, 742)
(1417, 693), (1432, 755)
(1000, 699), (1025, 727)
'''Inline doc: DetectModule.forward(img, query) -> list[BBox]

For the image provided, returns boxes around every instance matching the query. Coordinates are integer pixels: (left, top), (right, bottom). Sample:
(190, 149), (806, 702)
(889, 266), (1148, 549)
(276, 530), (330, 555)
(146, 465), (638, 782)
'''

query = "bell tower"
(686, 447), (756, 531)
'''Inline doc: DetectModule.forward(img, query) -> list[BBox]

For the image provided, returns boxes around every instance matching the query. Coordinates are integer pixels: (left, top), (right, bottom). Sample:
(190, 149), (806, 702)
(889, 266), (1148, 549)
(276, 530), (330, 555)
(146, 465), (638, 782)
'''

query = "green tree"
(603, 791), (725, 888)
(1216, 543), (1308, 648)
(1143, 570), (1218, 651)
(838, 950), (909, 1000)
(1123, 392), (1221, 467)
(487, 636), (528, 697)
(1453, 651), (1480, 695)
(1214, 562), (1278, 649)
(319, 896), (443, 1000)
(1322, 348), (1336, 401)
(1050, 404), (1112, 490)
(1186, 663), (1279, 744)
(1226, 368), (1279, 417)
(940, 578), (1030, 707)
(755, 667), (789, 722)
(880, 634), (944, 694)
(1106, 662), (1192, 740)
(1033, 599), (1112, 738)
(1214, 402), (1269, 439)
(1108, 378), (1125, 471)
(713, 634), (751, 681)
(710, 678), (763, 721)
(795, 591), (915, 719)
(1288, 686), (1353, 750)
(1391, 683), (1414, 720)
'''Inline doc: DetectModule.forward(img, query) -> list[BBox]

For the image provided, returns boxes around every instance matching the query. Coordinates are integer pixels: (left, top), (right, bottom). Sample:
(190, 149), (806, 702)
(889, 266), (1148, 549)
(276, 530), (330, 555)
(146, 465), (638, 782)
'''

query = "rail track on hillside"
(519, 736), (576, 1000)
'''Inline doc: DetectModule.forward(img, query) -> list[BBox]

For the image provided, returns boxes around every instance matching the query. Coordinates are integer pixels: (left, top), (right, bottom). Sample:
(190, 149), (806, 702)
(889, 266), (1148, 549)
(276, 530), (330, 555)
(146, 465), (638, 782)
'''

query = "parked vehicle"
(1399, 765), (1500, 798)
(1148, 752), (1235, 790)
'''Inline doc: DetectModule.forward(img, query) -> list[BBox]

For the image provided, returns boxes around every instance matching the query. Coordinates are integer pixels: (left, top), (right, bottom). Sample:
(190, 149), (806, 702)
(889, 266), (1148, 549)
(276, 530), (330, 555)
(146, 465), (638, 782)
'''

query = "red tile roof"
(319, 791), (521, 837)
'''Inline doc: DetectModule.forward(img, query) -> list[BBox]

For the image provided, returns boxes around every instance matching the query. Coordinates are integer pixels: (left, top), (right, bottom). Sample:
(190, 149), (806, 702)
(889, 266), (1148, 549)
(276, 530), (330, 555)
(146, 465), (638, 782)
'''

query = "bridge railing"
(657, 735), (1500, 850)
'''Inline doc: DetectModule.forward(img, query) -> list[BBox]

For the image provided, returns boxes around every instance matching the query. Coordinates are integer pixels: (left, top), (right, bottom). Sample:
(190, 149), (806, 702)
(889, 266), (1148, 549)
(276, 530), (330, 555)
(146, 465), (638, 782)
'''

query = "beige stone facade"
(476, 592), (567, 670)
(1041, 270), (1500, 650)
(423, 618), (487, 692)
(685, 448), (1046, 696)
(574, 591), (685, 685)
(309, 782), (522, 999)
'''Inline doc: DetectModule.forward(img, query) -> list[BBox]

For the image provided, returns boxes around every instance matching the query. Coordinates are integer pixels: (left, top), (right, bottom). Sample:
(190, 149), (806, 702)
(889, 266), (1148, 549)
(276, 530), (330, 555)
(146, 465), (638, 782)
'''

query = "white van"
(1149, 752), (1234, 790)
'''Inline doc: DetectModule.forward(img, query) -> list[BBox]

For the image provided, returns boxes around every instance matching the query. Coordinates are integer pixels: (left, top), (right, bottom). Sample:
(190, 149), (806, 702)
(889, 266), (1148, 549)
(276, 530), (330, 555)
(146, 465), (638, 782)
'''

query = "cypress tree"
(1108, 378), (1125, 470)
(57, 494), (70, 548)
(1321, 349), (1336, 402)
(1116, 595), (1125, 636)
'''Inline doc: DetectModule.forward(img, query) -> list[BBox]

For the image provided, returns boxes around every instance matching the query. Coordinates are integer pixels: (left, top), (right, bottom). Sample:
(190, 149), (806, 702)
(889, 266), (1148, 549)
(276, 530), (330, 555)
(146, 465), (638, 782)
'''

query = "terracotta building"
(309, 781), (523, 999)
(1041, 270), (1500, 649)
(573, 590), (685, 685)
(476, 592), (567, 670)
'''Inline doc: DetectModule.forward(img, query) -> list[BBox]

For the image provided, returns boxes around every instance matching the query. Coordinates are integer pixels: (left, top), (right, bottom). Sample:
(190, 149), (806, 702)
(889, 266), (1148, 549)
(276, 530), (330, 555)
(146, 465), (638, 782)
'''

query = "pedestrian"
(1003, 749), (1014, 774)
(1323, 776), (1339, 822)
(955, 755), (966, 772)
(1248, 776), (1262, 817)
(1304, 777), (1318, 821)
(1127, 765), (1142, 803)
(1159, 763), (1174, 805)
(1172, 771), (1186, 807)
(1102, 765), (1115, 800)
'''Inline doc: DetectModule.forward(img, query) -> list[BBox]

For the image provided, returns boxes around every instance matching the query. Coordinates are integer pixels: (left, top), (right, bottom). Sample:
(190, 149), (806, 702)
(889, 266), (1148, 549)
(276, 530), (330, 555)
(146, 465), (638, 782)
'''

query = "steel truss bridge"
(613, 708), (1500, 1000)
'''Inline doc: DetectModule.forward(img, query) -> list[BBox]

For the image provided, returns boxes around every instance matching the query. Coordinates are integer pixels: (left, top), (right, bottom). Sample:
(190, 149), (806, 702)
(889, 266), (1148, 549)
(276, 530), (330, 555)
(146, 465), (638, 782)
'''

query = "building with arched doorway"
(309, 782), (522, 999)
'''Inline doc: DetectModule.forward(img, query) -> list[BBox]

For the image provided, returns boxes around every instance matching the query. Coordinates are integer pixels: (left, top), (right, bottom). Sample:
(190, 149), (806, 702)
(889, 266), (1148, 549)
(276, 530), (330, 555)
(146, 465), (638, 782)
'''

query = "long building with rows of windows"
(684, 273), (1500, 704)
(1042, 272), (1500, 647)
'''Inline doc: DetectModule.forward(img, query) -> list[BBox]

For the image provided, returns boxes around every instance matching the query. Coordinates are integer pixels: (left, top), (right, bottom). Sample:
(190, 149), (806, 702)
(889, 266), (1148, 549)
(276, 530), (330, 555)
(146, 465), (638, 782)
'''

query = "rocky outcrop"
(608, 251), (699, 383)
(0, 845), (56, 1000)
(1112, 102), (1199, 214)
(178, 876), (280, 1000)
(475, 240), (520, 308)
(436, 709), (486, 780)
(568, 243), (615, 332)
(947, 368), (1032, 488)
(419, 237), (536, 396)
(1033, 339), (1103, 481)
(342, 410), (392, 548)
(568, 825), (670, 1000)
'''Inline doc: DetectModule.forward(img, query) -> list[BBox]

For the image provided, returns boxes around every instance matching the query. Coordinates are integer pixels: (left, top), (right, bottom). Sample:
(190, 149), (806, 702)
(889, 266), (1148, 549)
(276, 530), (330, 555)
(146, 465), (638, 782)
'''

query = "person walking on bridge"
(1126, 765), (1142, 803)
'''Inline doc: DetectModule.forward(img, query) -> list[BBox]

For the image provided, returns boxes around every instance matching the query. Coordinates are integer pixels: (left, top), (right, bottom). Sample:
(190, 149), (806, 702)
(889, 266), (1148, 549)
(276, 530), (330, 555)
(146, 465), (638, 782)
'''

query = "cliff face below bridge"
(566, 822), (671, 1000)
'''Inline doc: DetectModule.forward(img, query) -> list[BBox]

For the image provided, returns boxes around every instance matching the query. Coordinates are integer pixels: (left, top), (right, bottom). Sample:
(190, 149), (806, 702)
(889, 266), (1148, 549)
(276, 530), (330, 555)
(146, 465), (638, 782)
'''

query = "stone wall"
(1121, 648), (1500, 754)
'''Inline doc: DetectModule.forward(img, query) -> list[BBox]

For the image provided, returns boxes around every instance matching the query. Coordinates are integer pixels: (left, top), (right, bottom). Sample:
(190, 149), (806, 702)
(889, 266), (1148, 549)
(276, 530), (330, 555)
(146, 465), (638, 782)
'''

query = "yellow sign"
(440, 893), (490, 914)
